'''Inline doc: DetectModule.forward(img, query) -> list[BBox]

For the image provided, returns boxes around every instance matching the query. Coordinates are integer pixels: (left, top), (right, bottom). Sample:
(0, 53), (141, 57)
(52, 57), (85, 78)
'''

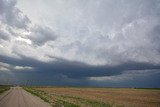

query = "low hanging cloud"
(0, 54), (160, 87)
(14, 66), (33, 71)
(89, 69), (160, 82)
(0, 61), (33, 72)
(0, 54), (160, 78)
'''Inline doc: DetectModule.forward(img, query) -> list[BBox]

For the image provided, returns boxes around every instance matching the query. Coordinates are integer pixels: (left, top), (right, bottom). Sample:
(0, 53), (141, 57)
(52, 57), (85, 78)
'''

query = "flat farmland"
(30, 87), (160, 107)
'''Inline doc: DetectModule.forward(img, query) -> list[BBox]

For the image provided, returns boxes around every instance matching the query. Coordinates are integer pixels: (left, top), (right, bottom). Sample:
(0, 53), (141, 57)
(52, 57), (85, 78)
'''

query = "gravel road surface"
(0, 87), (51, 107)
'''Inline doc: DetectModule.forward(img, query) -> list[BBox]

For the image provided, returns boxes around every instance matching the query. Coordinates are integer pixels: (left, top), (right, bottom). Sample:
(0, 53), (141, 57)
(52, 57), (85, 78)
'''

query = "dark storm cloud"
(0, 55), (160, 79)
(0, 0), (30, 28)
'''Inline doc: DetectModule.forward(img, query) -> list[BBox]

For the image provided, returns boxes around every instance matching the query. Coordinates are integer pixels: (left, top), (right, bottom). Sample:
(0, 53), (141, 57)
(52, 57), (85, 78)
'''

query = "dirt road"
(0, 87), (51, 107)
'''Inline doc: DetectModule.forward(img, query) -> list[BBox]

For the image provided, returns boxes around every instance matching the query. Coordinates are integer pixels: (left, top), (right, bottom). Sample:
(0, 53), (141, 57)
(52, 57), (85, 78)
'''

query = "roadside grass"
(24, 87), (79, 107)
(0, 85), (10, 95)
(24, 87), (52, 103)
(24, 87), (111, 107)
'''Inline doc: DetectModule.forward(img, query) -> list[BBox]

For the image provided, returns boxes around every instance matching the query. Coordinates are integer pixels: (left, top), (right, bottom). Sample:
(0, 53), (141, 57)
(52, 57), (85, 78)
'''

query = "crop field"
(0, 85), (10, 95)
(25, 87), (160, 107)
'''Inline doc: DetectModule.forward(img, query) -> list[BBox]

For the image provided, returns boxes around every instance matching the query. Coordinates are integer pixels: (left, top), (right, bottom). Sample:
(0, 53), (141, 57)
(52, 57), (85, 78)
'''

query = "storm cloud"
(0, 0), (160, 87)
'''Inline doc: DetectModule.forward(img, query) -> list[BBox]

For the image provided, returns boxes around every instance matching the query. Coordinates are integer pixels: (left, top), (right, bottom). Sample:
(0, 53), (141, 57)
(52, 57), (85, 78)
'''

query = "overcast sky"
(0, 0), (160, 87)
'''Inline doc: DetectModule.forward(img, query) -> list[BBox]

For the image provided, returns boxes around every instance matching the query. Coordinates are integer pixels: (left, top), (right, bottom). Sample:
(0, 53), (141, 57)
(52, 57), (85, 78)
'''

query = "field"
(24, 87), (160, 107)
(0, 85), (10, 95)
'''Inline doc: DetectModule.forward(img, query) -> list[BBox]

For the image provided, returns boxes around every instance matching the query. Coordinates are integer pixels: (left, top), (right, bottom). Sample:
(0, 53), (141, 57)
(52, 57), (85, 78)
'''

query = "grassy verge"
(0, 85), (10, 95)
(24, 87), (111, 107)
(24, 87), (79, 107)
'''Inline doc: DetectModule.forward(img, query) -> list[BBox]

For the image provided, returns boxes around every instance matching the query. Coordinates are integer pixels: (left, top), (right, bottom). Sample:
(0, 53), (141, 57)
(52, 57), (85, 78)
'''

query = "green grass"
(24, 87), (52, 103)
(0, 85), (10, 95)
(24, 87), (79, 107)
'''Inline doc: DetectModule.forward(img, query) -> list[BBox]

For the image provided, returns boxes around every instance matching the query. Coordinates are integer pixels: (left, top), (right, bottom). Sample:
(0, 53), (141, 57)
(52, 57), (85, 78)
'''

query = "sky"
(0, 0), (160, 87)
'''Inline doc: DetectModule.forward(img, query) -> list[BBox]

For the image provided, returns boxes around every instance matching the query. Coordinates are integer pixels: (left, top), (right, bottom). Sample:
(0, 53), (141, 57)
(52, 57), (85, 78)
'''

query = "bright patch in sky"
(16, 36), (32, 45)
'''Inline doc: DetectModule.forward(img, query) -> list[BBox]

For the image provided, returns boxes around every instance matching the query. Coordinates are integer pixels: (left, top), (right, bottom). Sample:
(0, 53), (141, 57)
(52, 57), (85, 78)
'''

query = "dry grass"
(33, 87), (160, 107)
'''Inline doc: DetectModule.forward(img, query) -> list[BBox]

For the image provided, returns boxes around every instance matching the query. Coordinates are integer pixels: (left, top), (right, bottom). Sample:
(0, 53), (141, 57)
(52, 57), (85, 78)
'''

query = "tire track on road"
(0, 89), (12, 101)
(0, 88), (15, 107)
